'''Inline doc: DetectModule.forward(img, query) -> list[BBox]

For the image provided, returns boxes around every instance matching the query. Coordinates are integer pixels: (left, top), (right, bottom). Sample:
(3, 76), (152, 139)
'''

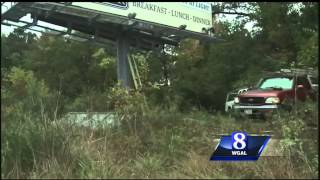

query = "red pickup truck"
(233, 69), (318, 118)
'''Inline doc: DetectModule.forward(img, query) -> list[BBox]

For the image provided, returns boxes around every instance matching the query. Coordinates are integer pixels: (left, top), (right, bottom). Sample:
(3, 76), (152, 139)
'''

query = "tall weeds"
(1, 67), (318, 178)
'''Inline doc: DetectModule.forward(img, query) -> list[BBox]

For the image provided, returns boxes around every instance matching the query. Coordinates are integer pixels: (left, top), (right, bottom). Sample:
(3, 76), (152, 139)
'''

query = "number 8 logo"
(232, 132), (247, 150)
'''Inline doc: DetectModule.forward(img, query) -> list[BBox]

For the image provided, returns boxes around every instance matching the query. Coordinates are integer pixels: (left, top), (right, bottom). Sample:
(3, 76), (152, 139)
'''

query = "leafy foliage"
(1, 2), (318, 179)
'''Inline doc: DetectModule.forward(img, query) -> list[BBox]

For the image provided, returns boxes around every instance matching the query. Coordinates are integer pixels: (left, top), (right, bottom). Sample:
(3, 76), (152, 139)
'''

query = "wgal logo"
(231, 132), (247, 156)
(210, 131), (270, 161)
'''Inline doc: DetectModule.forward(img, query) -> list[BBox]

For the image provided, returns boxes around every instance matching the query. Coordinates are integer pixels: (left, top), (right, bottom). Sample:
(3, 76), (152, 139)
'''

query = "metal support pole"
(117, 32), (132, 89)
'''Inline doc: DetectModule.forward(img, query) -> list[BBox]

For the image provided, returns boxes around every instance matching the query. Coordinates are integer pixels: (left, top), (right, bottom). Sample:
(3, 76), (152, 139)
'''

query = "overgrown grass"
(1, 68), (318, 179)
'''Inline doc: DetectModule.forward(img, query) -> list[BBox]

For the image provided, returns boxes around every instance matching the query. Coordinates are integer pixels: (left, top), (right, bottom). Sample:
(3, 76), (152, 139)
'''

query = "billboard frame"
(1, 2), (221, 89)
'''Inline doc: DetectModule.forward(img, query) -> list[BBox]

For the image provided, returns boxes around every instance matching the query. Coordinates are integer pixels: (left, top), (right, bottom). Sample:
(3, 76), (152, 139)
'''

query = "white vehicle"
(308, 75), (318, 92)
(225, 92), (238, 112)
(225, 88), (248, 112)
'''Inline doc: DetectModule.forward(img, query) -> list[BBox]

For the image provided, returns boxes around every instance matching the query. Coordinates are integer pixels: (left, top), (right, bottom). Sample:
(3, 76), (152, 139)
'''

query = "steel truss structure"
(1, 2), (221, 88)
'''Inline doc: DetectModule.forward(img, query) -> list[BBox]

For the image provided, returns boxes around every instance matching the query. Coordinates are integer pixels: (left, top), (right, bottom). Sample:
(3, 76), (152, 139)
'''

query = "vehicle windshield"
(259, 77), (293, 90)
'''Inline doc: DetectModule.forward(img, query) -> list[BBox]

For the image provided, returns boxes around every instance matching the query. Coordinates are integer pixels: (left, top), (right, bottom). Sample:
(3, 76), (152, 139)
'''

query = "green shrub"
(275, 101), (318, 178)
(65, 88), (110, 112)
(1, 67), (318, 178)
(1, 67), (76, 178)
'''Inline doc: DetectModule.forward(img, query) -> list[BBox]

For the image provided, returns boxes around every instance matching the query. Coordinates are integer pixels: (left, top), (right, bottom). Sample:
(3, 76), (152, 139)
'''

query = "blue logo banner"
(210, 132), (270, 161)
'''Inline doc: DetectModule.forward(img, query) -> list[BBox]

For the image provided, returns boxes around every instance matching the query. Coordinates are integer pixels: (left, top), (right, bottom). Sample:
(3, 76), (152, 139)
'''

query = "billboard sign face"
(71, 2), (213, 33)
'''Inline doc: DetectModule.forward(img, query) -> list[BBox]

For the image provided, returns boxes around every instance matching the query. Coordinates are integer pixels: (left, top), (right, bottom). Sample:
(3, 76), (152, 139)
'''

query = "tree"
(1, 28), (37, 71)
(1, 2), (318, 112)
